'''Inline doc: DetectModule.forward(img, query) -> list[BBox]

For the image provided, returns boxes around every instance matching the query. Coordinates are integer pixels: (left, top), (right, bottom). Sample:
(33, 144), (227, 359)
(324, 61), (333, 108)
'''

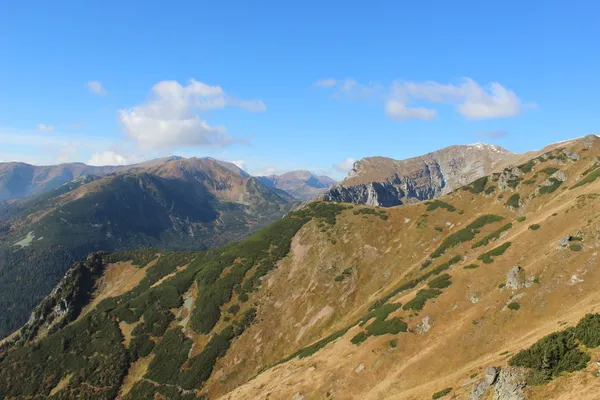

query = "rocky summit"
(4, 136), (600, 399)
(322, 143), (513, 206)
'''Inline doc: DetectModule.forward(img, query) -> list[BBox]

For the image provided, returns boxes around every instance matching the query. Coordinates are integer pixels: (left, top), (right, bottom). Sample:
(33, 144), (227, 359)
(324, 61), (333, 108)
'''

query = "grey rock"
(322, 144), (512, 207)
(506, 266), (525, 290)
(558, 235), (572, 248)
(493, 367), (527, 400)
(416, 316), (433, 334)
(563, 150), (580, 161)
(471, 366), (499, 400)
(498, 166), (523, 191)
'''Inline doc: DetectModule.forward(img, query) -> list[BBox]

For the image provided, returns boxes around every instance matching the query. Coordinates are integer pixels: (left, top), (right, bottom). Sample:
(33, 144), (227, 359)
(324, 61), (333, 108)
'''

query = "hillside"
(0, 157), (295, 339)
(258, 170), (336, 201)
(0, 157), (184, 201)
(3, 135), (600, 399)
(322, 143), (513, 206)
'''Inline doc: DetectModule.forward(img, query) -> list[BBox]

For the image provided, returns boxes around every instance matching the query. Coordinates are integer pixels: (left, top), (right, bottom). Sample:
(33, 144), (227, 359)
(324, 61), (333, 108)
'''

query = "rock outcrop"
(321, 144), (512, 207)
(493, 367), (527, 400)
(506, 266), (526, 290)
(472, 366), (526, 400)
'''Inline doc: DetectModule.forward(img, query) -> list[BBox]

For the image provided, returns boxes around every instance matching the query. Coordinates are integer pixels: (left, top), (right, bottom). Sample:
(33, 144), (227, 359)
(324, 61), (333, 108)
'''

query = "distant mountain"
(0, 156), (296, 338)
(258, 170), (337, 201)
(0, 156), (183, 201)
(322, 143), (513, 206)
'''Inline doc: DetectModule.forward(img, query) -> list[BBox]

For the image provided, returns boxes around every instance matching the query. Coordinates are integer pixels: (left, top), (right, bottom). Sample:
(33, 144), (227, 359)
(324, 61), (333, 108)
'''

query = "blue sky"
(0, 1), (598, 179)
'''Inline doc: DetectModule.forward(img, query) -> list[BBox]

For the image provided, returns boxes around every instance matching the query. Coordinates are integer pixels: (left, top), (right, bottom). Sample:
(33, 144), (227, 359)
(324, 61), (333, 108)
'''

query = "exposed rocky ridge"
(258, 170), (336, 201)
(322, 143), (513, 206)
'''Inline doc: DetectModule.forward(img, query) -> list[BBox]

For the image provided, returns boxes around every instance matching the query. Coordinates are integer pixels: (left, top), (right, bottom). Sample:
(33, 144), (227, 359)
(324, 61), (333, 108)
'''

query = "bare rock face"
(322, 144), (513, 207)
(493, 367), (527, 400)
(506, 266), (526, 290)
(416, 316), (433, 334)
(497, 166), (523, 191)
(471, 366), (499, 400)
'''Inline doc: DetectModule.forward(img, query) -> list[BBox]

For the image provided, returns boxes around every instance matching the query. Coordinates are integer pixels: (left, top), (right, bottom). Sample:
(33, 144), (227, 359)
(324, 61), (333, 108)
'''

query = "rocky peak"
(323, 143), (514, 207)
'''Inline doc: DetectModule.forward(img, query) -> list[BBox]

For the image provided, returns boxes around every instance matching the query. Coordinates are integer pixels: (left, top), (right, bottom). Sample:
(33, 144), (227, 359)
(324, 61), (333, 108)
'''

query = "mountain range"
(258, 170), (337, 201)
(4, 136), (600, 399)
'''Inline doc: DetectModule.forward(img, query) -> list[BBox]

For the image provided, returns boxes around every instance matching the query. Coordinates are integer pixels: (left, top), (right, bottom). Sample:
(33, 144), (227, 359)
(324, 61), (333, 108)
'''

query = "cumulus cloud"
(316, 77), (534, 121)
(474, 130), (508, 139)
(87, 150), (141, 166)
(333, 157), (356, 174)
(402, 78), (533, 119)
(118, 79), (265, 149)
(37, 123), (55, 132)
(87, 81), (107, 96)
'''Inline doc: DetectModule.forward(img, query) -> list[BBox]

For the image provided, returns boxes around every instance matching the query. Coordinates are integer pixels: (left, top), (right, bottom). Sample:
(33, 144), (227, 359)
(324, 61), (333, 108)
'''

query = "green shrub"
(425, 200), (456, 212)
(389, 339), (397, 348)
(581, 163), (599, 176)
(508, 302), (520, 311)
(540, 167), (559, 175)
(228, 304), (240, 315)
(428, 274), (452, 289)
(523, 179), (537, 185)
(465, 176), (488, 194)
(366, 317), (408, 336)
(352, 208), (388, 220)
(538, 178), (562, 194)
(570, 244), (583, 251)
(351, 331), (369, 345)
(145, 329), (193, 384)
(434, 226), (443, 232)
(484, 185), (496, 195)
(519, 160), (535, 173)
(575, 314), (600, 348)
(505, 194), (521, 208)
(432, 387), (452, 399)
(529, 224), (540, 230)
(477, 242), (511, 264)
(430, 214), (504, 258)
(472, 223), (512, 248)
(509, 329), (590, 384)
(421, 259), (432, 270)
(516, 216), (527, 222)
(464, 264), (479, 270)
(403, 289), (442, 311)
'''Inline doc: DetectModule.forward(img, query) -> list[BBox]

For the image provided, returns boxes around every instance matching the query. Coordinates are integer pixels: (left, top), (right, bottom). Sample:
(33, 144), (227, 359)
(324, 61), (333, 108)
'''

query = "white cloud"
(87, 150), (141, 166)
(254, 167), (278, 176)
(333, 157), (356, 174)
(37, 123), (55, 132)
(312, 78), (337, 88)
(87, 81), (107, 96)
(399, 78), (533, 120)
(317, 77), (534, 121)
(231, 160), (246, 171)
(118, 79), (265, 149)
(385, 100), (437, 121)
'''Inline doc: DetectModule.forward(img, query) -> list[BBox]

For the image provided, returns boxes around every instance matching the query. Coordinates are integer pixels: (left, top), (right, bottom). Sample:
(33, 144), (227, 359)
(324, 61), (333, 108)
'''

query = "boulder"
(506, 266), (525, 290)
(557, 235), (571, 248)
(416, 316), (433, 334)
(471, 366), (499, 400)
(493, 367), (527, 400)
